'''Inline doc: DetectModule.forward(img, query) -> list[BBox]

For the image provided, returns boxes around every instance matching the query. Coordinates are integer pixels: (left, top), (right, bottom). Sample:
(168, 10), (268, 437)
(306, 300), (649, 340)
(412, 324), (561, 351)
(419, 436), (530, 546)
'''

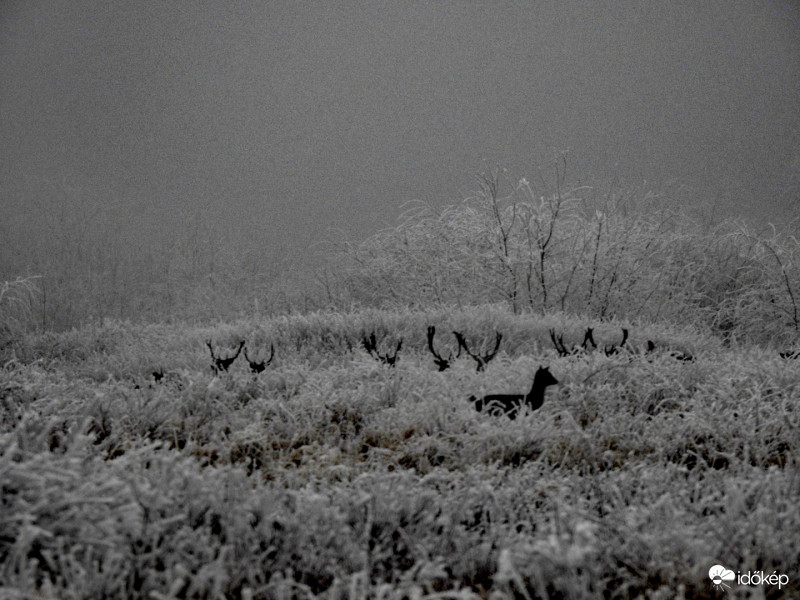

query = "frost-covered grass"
(1, 306), (798, 599)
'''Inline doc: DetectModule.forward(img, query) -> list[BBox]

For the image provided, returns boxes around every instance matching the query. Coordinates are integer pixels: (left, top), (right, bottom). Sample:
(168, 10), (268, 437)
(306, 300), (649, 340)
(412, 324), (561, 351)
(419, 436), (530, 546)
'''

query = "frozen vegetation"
(1, 170), (799, 598)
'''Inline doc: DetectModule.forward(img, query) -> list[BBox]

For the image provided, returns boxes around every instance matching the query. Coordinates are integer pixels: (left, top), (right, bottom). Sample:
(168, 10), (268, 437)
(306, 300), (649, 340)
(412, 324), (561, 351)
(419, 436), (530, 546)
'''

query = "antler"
(454, 331), (502, 372)
(206, 340), (220, 372)
(604, 328), (629, 356)
(244, 343), (274, 373)
(426, 325), (453, 371)
(581, 327), (597, 351)
(362, 332), (379, 359)
(549, 329), (569, 357)
(207, 339), (244, 373)
(362, 331), (402, 367)
(384, 339), (402, 367)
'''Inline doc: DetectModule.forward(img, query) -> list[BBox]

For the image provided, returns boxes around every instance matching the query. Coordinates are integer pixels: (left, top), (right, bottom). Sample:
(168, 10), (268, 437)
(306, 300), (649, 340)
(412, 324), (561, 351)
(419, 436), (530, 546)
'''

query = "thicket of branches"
(4, 162), (798, 347)
(330, 163), (800, 345)
(0, 208), (308, 336)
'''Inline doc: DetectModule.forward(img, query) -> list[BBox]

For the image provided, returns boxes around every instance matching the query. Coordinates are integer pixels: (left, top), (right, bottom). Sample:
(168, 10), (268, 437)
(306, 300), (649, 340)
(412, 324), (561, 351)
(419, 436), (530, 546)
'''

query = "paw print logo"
(709, 564), (735, 591)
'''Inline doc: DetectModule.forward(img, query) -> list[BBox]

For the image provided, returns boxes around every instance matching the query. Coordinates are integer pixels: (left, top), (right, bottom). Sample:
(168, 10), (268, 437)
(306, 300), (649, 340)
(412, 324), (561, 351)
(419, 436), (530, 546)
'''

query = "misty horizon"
(1, 1), (799, 275)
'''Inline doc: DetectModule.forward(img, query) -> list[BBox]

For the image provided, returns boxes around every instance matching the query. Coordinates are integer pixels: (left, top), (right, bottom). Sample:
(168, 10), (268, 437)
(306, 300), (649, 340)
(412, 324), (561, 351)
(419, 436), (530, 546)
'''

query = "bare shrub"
(327, 163), (800, 344)
(0, 276), (41, 339)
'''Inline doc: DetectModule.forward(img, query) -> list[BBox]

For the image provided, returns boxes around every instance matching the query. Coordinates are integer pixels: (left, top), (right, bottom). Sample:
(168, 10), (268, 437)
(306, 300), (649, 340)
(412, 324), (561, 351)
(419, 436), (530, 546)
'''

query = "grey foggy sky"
(1, 1), (799, 263)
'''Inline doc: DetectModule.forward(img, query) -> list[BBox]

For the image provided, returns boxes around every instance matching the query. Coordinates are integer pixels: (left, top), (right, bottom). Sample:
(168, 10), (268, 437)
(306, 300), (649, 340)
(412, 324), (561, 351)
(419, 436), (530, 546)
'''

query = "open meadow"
(2, 174), (800, 598)
(1, 305), (798, 599)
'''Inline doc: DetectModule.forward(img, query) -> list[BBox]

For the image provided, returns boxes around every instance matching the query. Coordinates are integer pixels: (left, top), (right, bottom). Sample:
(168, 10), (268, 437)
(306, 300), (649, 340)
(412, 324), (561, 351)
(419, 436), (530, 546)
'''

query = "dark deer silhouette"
(426, 325), (459, 371)
(645, 339), (694, 362)
(149, 368), (185, 391)
(362, 332), (403, 367)
(469, 366), (559, 420)
(604, 328), (629, 356)
(206, 340), (245, 373)
(670, 349), (694, 362)
(134, 368), (165, 390)
(454, 331), (502, 372)
(244, 344), (274, 373)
